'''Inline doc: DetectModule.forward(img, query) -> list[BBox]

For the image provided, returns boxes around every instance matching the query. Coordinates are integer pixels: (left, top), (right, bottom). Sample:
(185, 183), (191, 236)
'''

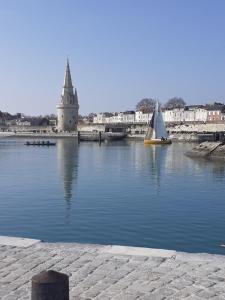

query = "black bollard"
(31, 270), (69, 300)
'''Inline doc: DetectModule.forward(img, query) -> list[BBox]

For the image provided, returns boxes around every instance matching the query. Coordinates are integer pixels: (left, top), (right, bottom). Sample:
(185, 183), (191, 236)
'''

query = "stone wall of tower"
(57, 105), (78, 132)
(57, 60), (79, 132)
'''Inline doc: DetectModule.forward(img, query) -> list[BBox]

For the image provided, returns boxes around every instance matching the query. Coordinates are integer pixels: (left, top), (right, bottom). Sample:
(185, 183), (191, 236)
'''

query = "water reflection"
(164, 143), (195, 172)
(210, 161), (225, 177)
(144, 145), (167, 187)
(129, 141), (225, 183)
(57, 139), (79, 204)
(1, 139), (225, 253)
(188, 156), (225, 178)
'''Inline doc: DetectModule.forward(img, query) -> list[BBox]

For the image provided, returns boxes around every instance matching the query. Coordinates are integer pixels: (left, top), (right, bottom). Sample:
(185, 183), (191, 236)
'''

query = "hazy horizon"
(1, 0), (225, 116)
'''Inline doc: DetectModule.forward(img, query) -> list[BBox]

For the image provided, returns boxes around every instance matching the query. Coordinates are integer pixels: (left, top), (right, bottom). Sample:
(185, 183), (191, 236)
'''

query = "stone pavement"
(0, 236), (225, 300)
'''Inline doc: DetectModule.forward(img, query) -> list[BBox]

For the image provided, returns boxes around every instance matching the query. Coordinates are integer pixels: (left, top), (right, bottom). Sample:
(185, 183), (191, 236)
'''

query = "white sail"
(155, 102), (167, 139)
(152, 102), (158, 139)
(145, 101), (168, 140)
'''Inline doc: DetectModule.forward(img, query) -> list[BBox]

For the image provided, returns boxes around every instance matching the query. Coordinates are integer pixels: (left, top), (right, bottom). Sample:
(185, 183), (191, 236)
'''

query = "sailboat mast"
(153, 101), (158, 139)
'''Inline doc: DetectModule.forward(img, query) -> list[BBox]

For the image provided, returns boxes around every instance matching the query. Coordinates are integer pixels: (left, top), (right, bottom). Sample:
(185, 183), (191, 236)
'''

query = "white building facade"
(93, 106), (209, 125)
(135, 111), (152, 123)
(162, 107), (208, 123)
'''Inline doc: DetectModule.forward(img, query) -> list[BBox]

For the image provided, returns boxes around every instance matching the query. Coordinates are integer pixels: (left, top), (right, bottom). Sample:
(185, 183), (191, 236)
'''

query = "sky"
(0, 0), (225, 116)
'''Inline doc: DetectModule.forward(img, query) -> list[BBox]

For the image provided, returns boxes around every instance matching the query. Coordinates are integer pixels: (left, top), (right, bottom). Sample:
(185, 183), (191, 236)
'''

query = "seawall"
(167, 122), (225, 133)
(186, 141), (225, 158)
(1, 236), (225, 299)
(1, 132), (78, 138)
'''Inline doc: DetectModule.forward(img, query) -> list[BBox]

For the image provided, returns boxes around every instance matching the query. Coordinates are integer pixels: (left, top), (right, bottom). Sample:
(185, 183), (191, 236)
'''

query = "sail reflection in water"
(147, 145), (167, 187)
(57, 139), (79, 203)
(129, 141), (168, 190)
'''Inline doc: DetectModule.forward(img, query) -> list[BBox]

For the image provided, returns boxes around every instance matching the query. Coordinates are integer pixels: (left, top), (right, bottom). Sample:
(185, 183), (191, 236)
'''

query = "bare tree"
(136, 98), (156, 113)
(104, 112), (114, 117)
(165, 97), (186, 109)
(87, 113), (97, 122)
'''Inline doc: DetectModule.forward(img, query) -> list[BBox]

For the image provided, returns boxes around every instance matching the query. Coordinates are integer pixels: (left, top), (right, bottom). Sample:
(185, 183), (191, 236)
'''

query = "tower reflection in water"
(57, 138), (79, 210)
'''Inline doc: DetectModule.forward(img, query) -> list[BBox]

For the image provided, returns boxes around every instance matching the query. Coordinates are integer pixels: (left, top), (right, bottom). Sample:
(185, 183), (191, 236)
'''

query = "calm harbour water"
(0, 138), (225, 254)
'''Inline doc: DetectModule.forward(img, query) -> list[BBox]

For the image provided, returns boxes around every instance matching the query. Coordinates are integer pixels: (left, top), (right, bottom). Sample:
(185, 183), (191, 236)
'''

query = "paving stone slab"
(0, 237), (225, 299)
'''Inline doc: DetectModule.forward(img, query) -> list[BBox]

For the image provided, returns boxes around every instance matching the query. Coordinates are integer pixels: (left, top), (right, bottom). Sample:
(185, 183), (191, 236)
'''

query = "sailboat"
(144, 101), (172, 145)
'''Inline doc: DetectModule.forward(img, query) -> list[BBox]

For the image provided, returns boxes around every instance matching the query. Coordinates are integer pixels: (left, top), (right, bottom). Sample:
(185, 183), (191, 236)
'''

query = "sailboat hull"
(144, 139), (172, 145)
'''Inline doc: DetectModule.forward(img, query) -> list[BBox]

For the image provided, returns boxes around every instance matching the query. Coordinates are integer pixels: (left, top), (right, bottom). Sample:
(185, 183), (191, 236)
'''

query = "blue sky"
(0, 0), (225, 115)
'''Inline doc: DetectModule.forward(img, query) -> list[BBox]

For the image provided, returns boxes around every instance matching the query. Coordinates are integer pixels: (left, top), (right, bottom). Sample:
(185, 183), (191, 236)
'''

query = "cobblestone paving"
(1, 240), (225, 299)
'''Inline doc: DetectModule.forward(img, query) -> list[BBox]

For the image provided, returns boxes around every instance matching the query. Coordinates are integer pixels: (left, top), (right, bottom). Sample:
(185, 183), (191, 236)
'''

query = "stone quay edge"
(1, 236), (225, 299)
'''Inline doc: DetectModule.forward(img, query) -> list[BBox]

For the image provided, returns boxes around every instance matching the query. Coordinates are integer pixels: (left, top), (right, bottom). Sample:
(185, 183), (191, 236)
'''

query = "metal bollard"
(31, 270), (69, 300)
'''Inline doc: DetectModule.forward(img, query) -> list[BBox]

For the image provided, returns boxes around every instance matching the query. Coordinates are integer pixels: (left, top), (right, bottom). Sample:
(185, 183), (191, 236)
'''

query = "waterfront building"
(93, 113), (107, 124)
(163, 106), (208, 123)
(94, 112), (130, 124)
(94, 111), (151, 124)
(135, 111), (152, 123)
(183, 108), (195, 122)
(0, 112), (6, 126)
(221, 111), (225, 121)
(16, 120), (31, 126)
(122, 111), (135, 123)
(206, 105), (224, 122)
(57, 60), (79, 132)
(5, 119), (17, 126)
(93, 106), (217, 125)
(189, 106), (208, 122)
(108, 113), (122, 123)
(163, 108), (185, 123)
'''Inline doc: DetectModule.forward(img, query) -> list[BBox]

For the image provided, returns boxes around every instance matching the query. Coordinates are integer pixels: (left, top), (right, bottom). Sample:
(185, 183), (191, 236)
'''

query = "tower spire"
(63, 58), (73, 88)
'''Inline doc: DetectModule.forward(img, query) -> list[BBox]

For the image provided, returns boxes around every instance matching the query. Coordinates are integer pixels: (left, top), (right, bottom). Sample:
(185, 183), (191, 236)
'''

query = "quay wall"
(1, 236), (225, 299)
(1, 132), (78, 138)
(127, 133), (199, 142)
(1, 123), (225, 142)
(167, 123), (225, 133)
(186, 141), (225, 158)
(78, 122), (225, 134)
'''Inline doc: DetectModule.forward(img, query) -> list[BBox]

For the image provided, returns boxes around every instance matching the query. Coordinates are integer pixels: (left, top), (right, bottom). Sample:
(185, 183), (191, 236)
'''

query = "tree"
(78, 115), (84, 124)
(87, 113), (97, 122)
(136, 98), (156, 113)
(104, 112), (114, 117)
(165, 97), (186, 109)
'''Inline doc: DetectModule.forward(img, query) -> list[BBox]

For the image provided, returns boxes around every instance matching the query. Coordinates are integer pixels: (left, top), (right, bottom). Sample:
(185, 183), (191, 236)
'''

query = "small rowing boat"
(25, 141), (56, 146)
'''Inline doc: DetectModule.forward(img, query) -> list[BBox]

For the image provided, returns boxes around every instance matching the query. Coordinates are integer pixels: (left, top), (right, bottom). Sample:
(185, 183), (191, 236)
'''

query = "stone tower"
(57, 59), (79, 132)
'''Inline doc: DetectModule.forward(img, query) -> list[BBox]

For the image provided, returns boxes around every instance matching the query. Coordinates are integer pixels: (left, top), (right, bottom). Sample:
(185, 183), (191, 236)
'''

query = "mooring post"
(99, 131), (102, 144)
(31, 270), (69, 300)
(78, 131), (80, 143)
